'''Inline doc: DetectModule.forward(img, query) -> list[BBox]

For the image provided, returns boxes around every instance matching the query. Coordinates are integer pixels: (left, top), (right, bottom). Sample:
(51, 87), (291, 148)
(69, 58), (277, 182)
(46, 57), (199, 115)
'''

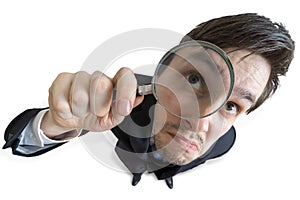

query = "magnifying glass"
(137, 40), (234, 119)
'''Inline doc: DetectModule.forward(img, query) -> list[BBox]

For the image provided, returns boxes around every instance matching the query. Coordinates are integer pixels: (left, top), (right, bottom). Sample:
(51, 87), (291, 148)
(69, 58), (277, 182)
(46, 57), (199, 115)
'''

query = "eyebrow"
(185, 53), (223, 75)
(186, 51), (229, 74)
(234, 87), (255, 105)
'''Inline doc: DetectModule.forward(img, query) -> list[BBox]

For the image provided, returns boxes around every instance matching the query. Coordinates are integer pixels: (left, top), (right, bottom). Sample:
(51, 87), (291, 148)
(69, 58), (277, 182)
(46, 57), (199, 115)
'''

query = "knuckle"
(56, 72), (73, 80)
(52, 99), (70, 114)
(113, 67), (134, 82)
(48, 85), (53, 96)
(50, 72), (73, 92)
(91, 75), (113, 94)
(75, 71), (90, 78)
(117, 70), (137, 85)
(119, 67), (134, 78)
(71, 90), (89, 108)
(119, 67), (132, 72)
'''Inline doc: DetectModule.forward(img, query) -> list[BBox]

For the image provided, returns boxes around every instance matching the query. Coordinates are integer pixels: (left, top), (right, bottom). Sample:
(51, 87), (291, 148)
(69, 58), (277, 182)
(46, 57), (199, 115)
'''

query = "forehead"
(228, 50), (271, 102)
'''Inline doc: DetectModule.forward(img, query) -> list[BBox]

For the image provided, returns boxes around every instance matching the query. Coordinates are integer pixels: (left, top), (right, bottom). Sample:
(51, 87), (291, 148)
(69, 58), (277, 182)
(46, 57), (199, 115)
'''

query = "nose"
(182, 117), (210, 132)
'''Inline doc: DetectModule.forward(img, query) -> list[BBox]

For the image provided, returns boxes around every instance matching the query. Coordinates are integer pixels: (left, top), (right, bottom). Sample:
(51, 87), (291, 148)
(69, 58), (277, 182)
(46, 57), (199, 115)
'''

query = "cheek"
(156, 87), (182, 115)
(153, 104), (167, 135)
(205, 112), (235, 145)
(155, 85), (201, 118)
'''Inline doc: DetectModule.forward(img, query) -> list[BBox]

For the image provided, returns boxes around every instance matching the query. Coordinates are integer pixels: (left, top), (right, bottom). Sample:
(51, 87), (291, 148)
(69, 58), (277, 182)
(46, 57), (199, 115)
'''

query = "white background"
(1, 1), (299, 199)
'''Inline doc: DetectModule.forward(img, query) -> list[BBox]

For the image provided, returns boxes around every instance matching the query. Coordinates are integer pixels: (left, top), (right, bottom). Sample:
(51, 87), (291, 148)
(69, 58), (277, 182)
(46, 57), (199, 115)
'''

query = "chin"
(154, 130), (204, 165)
(157, 143), (201, 166)
(174, 152), (200, 165)
(172, 157), (193, 166)
(168, 154), (199, 166)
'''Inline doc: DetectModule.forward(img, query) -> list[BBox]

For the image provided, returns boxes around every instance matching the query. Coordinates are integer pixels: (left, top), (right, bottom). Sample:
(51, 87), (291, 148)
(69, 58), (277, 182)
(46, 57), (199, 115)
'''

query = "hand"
(41, 67), (144, 139)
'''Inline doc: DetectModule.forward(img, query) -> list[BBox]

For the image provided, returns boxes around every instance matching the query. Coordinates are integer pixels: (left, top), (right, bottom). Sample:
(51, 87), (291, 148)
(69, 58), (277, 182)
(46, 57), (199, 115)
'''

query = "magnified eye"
(187, 72), (205, 91)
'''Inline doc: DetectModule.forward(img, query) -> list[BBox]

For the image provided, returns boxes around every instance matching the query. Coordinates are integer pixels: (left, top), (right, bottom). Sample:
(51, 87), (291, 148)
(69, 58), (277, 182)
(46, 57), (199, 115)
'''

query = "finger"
(69, 71), (90, 117)
(104, 92), (143, 129)
(133, 95), (144, 108)
(49, 72), (73, 120)
(89, 71), (113, 117)
(109, 100), (125, 127)
(112, 67), (137, 116)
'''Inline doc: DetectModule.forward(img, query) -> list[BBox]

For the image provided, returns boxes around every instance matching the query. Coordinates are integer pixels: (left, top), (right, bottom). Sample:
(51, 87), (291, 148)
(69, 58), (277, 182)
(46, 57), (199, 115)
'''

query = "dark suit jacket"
(3, 74), (236, 180)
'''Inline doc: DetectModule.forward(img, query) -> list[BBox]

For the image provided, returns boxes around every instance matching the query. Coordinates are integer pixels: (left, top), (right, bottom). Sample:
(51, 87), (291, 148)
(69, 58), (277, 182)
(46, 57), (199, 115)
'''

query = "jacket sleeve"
(2, 108), (67, 157)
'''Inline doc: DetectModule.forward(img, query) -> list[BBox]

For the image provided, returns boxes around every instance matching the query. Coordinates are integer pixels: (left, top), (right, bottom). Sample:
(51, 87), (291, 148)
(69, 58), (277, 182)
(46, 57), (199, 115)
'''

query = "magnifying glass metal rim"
(138, 40), (235, 119)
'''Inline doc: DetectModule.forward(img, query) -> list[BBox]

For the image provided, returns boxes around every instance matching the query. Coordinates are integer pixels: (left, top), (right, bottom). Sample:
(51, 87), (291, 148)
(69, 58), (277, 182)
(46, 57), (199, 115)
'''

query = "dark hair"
(181, 13), (295, 113)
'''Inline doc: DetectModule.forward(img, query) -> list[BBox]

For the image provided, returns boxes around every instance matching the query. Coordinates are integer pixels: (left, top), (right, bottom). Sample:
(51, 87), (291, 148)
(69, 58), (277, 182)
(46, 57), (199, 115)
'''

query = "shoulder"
(207, 126), (236, 159)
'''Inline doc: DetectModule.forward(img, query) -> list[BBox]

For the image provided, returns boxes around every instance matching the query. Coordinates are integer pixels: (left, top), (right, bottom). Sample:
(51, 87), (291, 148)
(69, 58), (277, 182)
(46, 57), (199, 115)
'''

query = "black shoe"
(165, 177), (173, 189)
(131, 174), (142, 186)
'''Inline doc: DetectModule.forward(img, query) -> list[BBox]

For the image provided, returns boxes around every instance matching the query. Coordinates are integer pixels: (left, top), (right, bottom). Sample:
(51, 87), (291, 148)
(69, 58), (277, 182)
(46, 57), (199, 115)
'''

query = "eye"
(224, 101), (240, 115)
(186, 72), (205, 91)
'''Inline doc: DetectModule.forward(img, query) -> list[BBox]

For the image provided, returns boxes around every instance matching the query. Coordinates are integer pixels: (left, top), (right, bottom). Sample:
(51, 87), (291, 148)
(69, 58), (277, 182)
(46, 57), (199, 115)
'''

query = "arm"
(3, 68), (143, 156)
(2, 108), (64, 156)
(3, 108), (83, 156)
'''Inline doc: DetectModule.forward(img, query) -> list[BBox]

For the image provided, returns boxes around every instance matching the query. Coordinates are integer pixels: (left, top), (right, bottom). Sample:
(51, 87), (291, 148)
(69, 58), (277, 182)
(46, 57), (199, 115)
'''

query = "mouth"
(166, 131), (200, 152)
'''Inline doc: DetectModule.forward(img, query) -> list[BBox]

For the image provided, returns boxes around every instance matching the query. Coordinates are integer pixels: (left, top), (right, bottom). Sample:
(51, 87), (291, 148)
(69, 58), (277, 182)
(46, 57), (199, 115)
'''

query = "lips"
(167, 131), (199, 152)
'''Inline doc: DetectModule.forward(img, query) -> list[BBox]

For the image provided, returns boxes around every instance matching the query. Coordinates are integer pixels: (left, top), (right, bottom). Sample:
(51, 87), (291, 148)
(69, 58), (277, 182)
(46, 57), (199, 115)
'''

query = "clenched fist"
(41, 67), (144, 139)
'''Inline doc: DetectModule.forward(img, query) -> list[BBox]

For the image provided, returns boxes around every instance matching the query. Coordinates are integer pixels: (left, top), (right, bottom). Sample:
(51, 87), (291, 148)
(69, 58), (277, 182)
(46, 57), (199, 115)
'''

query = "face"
(153, 49), (271, 165)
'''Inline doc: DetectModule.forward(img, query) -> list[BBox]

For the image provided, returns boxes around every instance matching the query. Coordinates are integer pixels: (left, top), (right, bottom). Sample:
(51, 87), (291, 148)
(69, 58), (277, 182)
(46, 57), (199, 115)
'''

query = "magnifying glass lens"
(151, 41), (234, 119)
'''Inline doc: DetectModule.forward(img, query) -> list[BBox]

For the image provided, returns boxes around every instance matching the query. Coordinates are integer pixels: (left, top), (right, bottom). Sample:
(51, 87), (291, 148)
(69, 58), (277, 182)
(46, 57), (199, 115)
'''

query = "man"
(3, 13), (295, 189)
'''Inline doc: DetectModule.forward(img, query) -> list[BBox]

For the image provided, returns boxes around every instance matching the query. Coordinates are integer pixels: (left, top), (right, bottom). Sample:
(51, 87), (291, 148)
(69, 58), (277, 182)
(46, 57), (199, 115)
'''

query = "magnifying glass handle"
(113, 84), (152, 100)
(137, 84), (153, 96)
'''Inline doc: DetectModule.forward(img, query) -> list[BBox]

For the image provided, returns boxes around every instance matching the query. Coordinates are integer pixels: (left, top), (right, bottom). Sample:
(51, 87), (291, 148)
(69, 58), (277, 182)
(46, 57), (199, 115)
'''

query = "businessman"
(3, 13), (295, 189)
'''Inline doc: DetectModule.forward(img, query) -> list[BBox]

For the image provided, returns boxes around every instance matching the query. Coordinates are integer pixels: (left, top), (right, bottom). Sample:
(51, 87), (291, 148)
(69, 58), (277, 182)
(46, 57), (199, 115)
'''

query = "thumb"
(133, 95), (144, 108)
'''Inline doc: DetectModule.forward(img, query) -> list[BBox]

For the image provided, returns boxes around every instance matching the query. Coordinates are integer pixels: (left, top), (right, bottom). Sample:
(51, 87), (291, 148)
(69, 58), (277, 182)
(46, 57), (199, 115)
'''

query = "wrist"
(41, 110), (78, 139)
